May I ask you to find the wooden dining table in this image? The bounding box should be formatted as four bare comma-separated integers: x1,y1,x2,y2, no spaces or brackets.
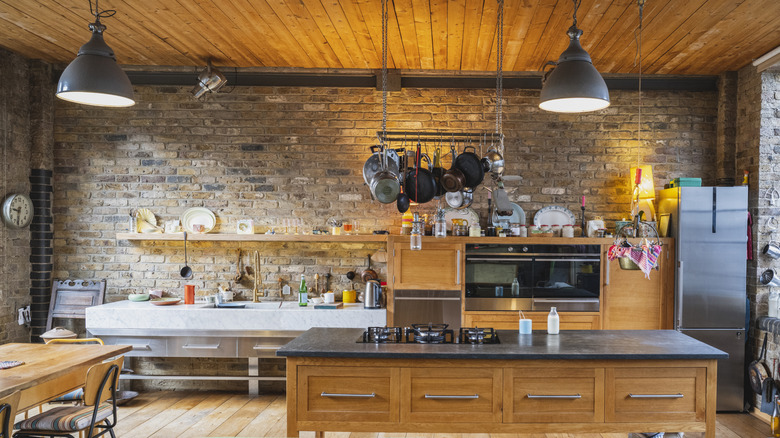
0,343,131,411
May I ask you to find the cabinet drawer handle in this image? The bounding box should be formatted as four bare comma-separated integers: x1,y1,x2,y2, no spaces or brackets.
320,392,375,398
131,344,152,351
182,343,221,350
424,394,479,400
252,345,280,350
628,393,684,399
456,250,461,285
526,394,581,399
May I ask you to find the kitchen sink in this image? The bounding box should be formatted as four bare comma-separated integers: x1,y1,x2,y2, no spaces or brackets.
204,301,300,309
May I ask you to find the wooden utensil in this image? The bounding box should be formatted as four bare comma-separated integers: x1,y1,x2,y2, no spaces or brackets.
234,248,243,282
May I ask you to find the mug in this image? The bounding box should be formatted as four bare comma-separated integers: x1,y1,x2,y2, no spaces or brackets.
342,290,356,303
323,292,335,304
219,290,234,302
519,319,532,334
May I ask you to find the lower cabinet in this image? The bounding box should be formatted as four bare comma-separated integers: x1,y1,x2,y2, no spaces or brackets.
464,312,601,331
290,359,713,437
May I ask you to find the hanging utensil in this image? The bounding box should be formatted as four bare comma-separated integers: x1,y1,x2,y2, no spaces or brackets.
441,143,466,192
234,248,243,282
432,144,446,198
404,142,437,204
453,144,484,188
361,255,379,282
180,232,193,279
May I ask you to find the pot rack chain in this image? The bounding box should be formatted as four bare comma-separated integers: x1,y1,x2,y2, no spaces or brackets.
495,0,504,153
380,0,388,145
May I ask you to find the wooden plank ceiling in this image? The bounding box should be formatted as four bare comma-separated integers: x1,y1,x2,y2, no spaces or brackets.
0,0,778,75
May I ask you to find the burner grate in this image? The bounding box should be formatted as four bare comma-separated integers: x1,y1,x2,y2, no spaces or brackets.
458,327,500,344
362,326,403,343
405,323,454,344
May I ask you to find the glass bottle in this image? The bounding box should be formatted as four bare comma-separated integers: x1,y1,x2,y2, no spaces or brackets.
434,208,447,238
298,274,308,307
547,307,560,335
511,278,520,297
410,213,423,251
772,395,780,437
770,291,779,318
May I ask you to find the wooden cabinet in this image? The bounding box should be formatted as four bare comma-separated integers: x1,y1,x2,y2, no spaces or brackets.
296,366,400,423
391,241,463,290
606,366,705,423
401,367,502,423
464,311,601,331
601,239,675,330
504,367,604,423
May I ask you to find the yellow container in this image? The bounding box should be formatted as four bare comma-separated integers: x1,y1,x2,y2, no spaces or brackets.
342,290,356,303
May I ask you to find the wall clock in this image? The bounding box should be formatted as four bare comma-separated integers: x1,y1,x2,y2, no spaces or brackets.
2,193,34,229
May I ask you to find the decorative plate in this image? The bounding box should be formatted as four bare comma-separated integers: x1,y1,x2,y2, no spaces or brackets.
533,205,576,226
181,208,216,233
492,202,526,227
443,207,480,231
150,297,181,306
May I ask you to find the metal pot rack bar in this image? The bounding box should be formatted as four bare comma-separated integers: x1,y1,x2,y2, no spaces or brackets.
376,130,503,144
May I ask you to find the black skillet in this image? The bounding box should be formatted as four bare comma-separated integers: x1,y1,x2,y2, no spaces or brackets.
404,143,437,204
454,144,485,188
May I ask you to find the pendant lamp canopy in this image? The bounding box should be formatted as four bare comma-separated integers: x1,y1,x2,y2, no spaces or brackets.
56,2,134,108
539,0,609,113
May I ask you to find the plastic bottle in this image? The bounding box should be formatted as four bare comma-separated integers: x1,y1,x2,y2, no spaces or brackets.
511,278,520,297
401,210,413,235
772,394,780,437
547,307,560,335
298,274,308,307
771,292,780,318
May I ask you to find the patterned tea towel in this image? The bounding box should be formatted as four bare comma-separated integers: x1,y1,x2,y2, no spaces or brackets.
0,360,24,369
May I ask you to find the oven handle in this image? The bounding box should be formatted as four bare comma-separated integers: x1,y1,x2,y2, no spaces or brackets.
532,258,601,262
533,298,599,303
467,253,600,257
394,297,461,301
466,257,599,262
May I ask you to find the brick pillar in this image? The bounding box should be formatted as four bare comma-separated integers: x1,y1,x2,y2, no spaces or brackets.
716,71,738,184
29,169,52,341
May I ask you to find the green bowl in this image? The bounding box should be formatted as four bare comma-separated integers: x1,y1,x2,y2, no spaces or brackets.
128,293,150,302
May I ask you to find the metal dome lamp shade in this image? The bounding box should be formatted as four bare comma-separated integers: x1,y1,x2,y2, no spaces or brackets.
192,60,227,98
56,1,134,107
539,0,609,113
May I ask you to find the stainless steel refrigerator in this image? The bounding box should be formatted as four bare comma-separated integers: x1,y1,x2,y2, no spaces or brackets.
658,186,748,411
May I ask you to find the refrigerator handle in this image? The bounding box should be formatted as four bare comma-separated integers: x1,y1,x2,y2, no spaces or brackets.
675,260,683,330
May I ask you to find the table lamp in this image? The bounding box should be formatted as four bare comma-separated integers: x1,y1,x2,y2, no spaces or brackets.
630,165,656,223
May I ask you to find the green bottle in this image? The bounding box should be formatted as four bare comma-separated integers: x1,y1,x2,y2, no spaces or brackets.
298,274,308,307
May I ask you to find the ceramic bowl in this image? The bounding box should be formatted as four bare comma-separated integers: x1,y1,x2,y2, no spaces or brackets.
128,293,150,302
310,297,324,304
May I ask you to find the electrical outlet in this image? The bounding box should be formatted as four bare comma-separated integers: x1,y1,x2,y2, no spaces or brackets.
282,285,291,295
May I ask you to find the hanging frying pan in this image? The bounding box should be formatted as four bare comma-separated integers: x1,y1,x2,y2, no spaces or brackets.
404,143,437,204
454,144,484,188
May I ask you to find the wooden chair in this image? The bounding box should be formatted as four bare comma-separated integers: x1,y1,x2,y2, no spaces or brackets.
14,356,123,438
44,339,105,405
46,280,106,332
0,391,20,438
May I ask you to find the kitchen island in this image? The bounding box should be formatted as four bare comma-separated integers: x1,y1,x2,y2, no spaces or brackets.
277,328,726,438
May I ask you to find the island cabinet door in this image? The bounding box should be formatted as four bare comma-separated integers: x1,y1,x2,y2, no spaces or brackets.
391,242,463,290
605,367,705,423
503,367,604,423
400,367,502,423
297,366,400,423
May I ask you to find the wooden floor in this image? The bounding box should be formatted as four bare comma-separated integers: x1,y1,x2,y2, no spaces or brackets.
17,391,771,438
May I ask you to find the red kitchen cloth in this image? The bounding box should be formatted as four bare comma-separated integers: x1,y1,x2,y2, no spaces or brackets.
0,360,24,369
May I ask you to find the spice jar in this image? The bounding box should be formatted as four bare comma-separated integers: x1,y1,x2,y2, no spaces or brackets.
562,224,574,238
551,224,562,237
518,224,528,237
510,223,521,236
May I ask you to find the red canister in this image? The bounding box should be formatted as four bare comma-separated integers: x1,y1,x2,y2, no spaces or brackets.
184,284,195,304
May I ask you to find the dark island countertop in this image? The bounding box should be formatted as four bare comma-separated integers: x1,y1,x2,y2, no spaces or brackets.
276,328,728,360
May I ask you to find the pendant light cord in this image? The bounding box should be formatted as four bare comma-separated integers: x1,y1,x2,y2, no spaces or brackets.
635,0,645,166
495,0,504,152
88,0,116,20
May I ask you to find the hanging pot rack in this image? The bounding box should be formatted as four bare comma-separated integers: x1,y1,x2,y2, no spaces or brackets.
376,131,503,144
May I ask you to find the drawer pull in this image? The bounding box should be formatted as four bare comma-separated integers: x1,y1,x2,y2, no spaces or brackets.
182,343,221,350
320,392,376,398
424,394,479,400
252,345,280,350
526,394,581,399
131,344,152,351
628,393,684,399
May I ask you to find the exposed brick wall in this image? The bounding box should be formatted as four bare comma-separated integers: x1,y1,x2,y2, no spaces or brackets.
0,49,33,343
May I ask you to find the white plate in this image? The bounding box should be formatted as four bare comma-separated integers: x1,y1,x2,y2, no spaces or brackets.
534,205,576,226
443,207,479,232
492,202,526,227
181,208,216,233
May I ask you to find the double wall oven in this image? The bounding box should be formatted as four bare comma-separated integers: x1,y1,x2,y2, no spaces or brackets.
465,243,601,312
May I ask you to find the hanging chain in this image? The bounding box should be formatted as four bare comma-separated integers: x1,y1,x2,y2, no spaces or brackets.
89,0,116,20
381,0,388,148
636,0,644,166
495,0,504,152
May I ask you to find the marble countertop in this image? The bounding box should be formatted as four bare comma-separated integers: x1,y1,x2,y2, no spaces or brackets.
86,300,386,332
276,328,728,360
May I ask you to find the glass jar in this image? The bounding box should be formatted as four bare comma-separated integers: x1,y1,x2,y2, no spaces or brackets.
510,223,521,236
410,213,423,251
562,224,574,238
469,223,481,237
518,224,527,237
551,224,562,237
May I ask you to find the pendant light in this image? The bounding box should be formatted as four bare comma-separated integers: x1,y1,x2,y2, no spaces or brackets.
539,0,609,113
56,0,135,107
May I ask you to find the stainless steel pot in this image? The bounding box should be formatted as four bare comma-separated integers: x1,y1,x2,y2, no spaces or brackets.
483,147,504,178
764,242,780,259
370,170,400,204
362,146,400,186
761,269,780,287
445,189,473,209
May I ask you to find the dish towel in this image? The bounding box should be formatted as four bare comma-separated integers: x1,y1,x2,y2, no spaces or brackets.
0,360,24,369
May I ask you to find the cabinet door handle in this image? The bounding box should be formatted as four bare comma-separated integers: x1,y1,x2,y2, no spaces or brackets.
131,344,152,351
252,345,280,350
321,392,375,398
425,393,479,400
456,250,461,285
526,394,581,399
628,393,684,399
605,254,610,285
183,343,221,350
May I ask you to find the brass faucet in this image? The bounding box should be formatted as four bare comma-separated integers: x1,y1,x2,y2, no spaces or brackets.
252,250,263,302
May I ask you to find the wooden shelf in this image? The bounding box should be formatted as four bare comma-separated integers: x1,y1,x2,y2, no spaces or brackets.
116,233,389,243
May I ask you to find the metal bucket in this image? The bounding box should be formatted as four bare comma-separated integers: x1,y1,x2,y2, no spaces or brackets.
760,269,780,287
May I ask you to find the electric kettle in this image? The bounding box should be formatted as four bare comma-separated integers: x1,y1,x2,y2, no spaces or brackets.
364,280,382,309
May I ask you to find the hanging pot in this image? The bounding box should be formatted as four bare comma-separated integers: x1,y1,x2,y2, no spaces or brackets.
441,145,466,193
404,144,437,204
483,146,505,178
454,145,484,188
371,170,400,204
362,145,400,186
445,189,473,210
432,146,446,198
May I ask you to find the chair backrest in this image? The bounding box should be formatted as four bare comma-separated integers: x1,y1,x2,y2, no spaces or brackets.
47,279,106,331
83,356,124,407
46,338,105,345
0,391,20,438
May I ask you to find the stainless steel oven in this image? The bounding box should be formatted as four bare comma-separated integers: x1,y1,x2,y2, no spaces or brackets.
465,244,600,312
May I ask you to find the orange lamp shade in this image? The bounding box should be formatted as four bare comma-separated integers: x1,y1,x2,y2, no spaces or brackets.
630,165,655,199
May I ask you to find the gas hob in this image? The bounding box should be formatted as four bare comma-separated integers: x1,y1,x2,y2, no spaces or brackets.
359,323,500,345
